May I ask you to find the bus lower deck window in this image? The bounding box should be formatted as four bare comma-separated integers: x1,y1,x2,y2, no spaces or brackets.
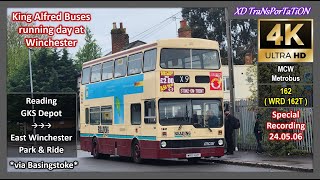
131,104,141,125
101,106,113,125
144,100,156,124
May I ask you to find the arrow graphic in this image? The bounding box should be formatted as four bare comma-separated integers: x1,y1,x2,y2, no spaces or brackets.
31,123,52,129
40,123,45,128
46,123,52,128
31,123,38,129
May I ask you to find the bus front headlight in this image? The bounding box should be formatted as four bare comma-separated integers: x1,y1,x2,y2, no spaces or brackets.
218,140,223,146
161,141,167,148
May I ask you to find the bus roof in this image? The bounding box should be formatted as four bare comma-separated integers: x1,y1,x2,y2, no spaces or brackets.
82,38,219,68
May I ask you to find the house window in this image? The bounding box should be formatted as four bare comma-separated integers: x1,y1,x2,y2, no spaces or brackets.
223,76,230,92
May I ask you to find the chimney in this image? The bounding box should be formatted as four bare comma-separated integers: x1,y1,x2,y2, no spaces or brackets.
178,19,192,38
111,22,129,54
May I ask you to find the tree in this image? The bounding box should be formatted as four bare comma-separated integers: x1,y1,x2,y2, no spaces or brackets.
181,8,257,65
75,26,102,70
7,15,48,80
57,48,78,92
8,48,78,93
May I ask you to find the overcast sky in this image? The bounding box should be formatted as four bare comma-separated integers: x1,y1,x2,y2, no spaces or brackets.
8,8,182,57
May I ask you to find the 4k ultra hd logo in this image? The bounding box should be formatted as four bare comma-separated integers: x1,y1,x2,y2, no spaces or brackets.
258,19,313,62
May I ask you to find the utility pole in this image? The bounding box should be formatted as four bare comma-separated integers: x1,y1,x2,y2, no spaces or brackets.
28,48,36,146
225,8,237,151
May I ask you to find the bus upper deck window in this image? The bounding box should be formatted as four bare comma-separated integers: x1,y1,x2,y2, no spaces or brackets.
128,53,142,75
143,49,156,72
91,64,102,82
102,61,114,80
115,57,127,78
81,67,91,84
160,48,220,70
193,49,220,70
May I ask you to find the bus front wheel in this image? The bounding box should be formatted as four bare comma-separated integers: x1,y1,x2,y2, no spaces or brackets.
132,140,143,164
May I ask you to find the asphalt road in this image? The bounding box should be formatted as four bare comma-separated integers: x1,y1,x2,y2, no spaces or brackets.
7,150,293,172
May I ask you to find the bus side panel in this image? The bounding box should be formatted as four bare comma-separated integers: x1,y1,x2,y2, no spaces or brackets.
140,140,160,159
80,137,92,152
117,139,132,157
99,138,112,155
90,138,132,157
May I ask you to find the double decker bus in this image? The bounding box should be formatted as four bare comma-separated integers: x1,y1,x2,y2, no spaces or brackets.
79,38,225,163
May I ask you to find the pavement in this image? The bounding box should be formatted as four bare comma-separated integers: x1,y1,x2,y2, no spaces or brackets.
7,150,293,172
207,150,313,172
75,144,313,172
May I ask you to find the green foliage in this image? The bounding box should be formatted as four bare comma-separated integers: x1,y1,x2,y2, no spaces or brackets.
181,8,257,65
264,140,296,156
287,149,310,156
8,48,78,93
7,15,47,80
246,65,258,106
7,14,78,93
75,26,102,70
7,123,22,137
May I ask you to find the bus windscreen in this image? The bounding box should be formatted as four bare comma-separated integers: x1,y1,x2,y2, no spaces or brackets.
160,49,220,70
159,99,223,128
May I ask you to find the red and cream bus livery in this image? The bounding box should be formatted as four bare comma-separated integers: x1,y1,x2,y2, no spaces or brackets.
79,38,225,163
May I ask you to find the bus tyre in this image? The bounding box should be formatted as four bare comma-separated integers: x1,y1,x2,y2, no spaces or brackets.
187,157,200,164
92,139,103,159
132,141,143,164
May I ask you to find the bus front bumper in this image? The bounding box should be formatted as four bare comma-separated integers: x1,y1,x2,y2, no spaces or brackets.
140,138,225,159
157,147,224,159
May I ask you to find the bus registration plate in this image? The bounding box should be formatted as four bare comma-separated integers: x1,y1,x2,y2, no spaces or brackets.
186,153,201,158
